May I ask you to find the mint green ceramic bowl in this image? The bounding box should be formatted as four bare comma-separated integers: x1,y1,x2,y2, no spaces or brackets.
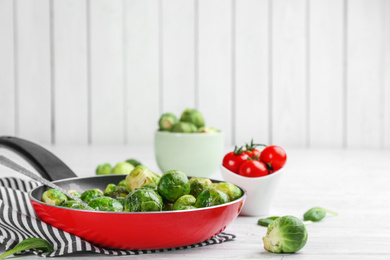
154,131,224,178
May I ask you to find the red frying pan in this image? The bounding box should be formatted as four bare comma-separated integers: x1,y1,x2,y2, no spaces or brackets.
0,136,246,250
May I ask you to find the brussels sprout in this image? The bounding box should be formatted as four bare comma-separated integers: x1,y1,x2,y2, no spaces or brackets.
139,184,158,191
80,188,104,203
88,197,123,212
126,158,142,168
157,170,191,203
117,179,131,192
176,205,196,210
126,165,161,191
194,187,230,208
197,127,219,133
41,189,67,205
170,122,197,133
189,177,213,198
111,162,134,175
180,108,205,128
158,113,178,131
173,195,196,210
58,200,89,210
262,216,308,253
213,182,242,201
95,163,112,175
65,190,81,200
123,189,163,212
116,197,125,206
104,184,129,198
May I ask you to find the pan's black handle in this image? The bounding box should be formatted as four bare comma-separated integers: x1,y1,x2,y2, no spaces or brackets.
0,136,78,181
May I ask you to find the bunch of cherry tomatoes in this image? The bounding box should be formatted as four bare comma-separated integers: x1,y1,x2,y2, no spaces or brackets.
222,140,287,178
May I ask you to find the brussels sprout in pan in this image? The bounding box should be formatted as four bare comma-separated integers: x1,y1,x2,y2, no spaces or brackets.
189,177,213,198
213,182,242,201
88,197,123,212
170,122,197,133
117,179,131,192
58,200,89,210
80,188,104,203
126,165,161,191
158,113,178,131
65,190,81,200
123,189,163,212
41,189,67,205
158,170,190,203
176,205,197,210
194,187,230,208
173,195,196,210
104,184,129,199
180,108,205,128
95,163,112,175
111,162,134,175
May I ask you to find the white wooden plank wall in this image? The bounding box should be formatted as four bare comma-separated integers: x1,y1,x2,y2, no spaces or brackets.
0,0,389,149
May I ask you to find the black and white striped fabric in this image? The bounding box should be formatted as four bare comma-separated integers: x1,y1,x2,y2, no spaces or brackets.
0,177,235,257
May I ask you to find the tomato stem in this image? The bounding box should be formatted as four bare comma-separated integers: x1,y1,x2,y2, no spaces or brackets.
233,145,245,155
245,139,267,151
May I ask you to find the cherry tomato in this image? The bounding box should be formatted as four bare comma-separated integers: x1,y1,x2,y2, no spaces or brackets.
244,148,261,159
222,146,249,173
244,139,265,159
259,145,287,172
239,160,269,177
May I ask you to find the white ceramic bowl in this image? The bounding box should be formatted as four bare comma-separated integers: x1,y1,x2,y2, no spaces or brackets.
220,164,284,216
154,131,224,177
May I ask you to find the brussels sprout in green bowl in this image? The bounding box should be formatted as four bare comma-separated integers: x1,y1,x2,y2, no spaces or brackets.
154,131,224,178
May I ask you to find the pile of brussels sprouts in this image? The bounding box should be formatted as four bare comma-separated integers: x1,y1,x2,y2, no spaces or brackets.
95,158,142,176
41,166,243,212
158,108,219,133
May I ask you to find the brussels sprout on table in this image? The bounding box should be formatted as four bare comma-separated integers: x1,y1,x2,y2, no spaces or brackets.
111,162,134,175
194,187,230,208
158,113,178,131
123,188,163,212
95,163,112,175
80,188,104,203
126,165,161,191
170,122,197,133
157,170,191,203
41,189,67,205
262,215,308,253
88,197,123,212
173,195,196,210
189,177,213,198
126,158,142,168
213,182,242,201
180,108,205,128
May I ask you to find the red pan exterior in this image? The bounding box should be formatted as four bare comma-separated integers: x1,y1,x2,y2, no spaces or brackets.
30,191,246,250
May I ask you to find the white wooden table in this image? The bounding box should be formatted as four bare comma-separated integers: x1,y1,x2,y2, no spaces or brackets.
0,145,389,259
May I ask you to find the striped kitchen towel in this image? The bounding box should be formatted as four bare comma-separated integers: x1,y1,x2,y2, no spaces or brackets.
0,177,235,257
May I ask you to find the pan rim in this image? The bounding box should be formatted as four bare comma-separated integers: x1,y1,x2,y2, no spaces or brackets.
29,175,247,214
